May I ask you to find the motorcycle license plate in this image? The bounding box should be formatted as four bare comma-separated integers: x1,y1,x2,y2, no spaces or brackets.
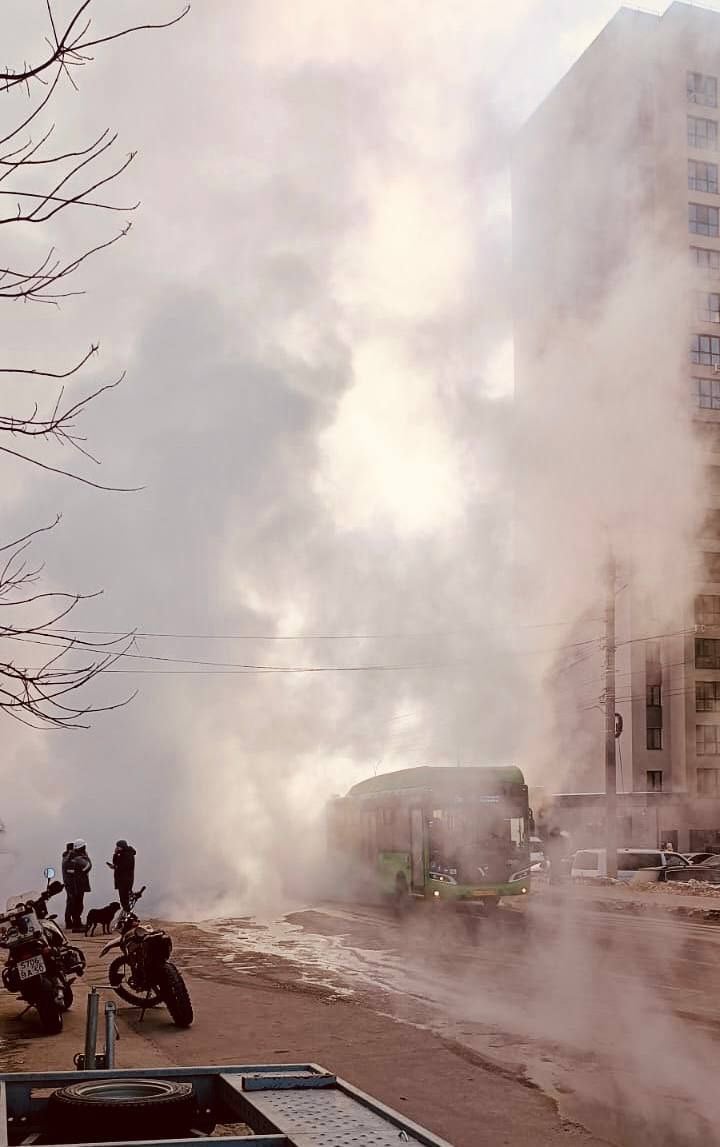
17,955,45,981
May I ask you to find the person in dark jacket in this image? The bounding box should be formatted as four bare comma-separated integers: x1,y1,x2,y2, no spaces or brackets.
546,828,566,887
68,840,92,931
61,842,75,929
106,840,136,911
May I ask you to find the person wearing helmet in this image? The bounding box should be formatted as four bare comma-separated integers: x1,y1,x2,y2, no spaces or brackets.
106,840,136,911
61,842,75,929
68,840,92,931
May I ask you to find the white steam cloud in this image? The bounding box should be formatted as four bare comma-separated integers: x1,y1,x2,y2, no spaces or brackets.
0,0,710,916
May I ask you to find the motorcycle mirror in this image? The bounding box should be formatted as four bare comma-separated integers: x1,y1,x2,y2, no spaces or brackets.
43,866,56,880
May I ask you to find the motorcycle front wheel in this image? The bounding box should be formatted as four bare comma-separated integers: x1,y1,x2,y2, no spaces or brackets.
157,961,193,1028
36,992,63,1034
108,956,161,1008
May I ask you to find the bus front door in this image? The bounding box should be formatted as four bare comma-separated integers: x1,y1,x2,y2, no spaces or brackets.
410,808,425,893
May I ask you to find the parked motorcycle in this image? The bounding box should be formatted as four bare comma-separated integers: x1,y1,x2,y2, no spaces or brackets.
100,886,193,1027
0,867,86,1033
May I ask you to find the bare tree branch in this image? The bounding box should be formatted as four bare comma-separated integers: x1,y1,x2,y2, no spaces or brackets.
0,4,189,88
0,344,98,377
0,2,188,727
0,442,143,491
0,519,135,727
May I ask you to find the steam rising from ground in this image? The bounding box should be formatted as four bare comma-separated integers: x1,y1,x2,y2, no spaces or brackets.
3,5,720,1145
0,0,709,911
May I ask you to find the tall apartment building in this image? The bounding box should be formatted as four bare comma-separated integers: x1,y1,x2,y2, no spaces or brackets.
513,2,720,848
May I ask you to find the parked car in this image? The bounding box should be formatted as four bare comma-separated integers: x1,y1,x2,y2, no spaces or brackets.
682,852,716,865
571,848,690,882
666,854,720,884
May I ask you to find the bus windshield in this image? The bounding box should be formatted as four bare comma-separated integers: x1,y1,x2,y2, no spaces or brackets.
428,801,528,884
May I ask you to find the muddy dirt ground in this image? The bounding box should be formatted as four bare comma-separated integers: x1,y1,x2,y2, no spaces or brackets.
0,908,608,1147
4,894,720,1146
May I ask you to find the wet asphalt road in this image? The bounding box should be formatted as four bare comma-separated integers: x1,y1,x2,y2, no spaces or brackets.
206,896,720,1147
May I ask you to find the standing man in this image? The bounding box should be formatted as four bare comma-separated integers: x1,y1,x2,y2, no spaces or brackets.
61,842,75,930
546,828,566,887
70,840,92,931
106,840,136,911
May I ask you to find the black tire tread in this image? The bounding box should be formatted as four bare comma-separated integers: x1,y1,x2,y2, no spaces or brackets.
36,993,63,1034
158,961,193,1027
48,1079,194,1142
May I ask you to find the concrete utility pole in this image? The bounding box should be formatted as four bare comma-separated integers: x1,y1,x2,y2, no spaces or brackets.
605,552,617,879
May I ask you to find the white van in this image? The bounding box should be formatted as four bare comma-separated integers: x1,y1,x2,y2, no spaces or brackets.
571,848,690,882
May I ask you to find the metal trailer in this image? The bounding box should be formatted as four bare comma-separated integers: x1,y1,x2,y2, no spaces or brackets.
0,991,454,1146
0,1062,454,1146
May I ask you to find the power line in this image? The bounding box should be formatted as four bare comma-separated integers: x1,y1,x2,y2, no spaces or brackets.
1,619,711,683
53,627,466,642
50,618,598,641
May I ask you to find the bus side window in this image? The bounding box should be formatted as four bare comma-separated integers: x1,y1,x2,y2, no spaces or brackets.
509,817,525,846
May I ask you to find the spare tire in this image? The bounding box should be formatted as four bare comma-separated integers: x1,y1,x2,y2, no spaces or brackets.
48,1078,196,1142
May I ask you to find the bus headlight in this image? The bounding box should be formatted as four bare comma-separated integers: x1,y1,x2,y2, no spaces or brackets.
521,887,527,894
433,890,440,897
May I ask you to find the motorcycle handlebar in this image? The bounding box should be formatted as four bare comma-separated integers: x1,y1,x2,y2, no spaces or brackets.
0,881,64,923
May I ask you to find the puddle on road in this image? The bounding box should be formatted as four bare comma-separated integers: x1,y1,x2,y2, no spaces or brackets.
206,913,404,1000
198,906,720,1147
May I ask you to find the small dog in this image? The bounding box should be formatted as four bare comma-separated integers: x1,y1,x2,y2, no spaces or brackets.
84,902,121,936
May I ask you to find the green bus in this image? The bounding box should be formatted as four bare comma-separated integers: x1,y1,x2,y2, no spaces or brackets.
327,765,531,911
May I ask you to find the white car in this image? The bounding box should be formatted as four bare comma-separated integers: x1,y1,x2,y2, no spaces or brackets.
530,836,547,874
571,848,690,882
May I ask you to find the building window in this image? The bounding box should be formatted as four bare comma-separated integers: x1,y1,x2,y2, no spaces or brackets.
689,72,718,108
690,829,720,850
696,636,720,668
646,770,663,791
698,767,720,794
697,424,720,455
697,292,720,323
646,684,661,707
647,728,662,750
689,159,719,193
703,551,720,581
691,334,720,364
697,725,720,755
697,594,720,624
690,203,720,236
691,246,720,277
689,115,719,150
697,680,720,712
695,377,720,408
701,512,720,540
646,640,661,667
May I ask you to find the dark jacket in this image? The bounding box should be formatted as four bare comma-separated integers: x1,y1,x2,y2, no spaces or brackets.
69,849,92,893
111,844,135,888
61,849,76,895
